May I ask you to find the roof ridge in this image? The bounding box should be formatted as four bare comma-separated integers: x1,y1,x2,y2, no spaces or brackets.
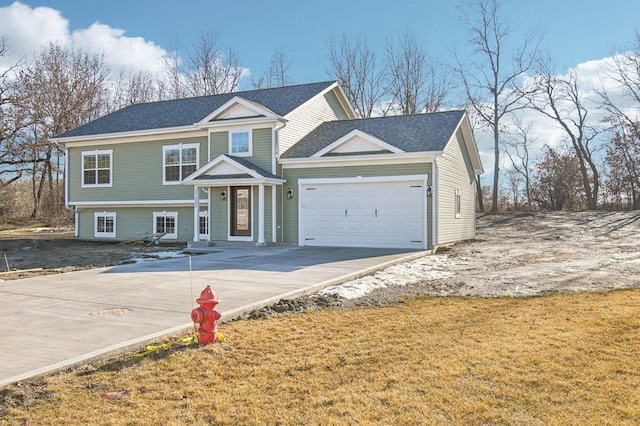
325,109,465,124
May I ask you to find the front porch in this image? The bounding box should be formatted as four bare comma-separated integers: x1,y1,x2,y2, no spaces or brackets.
182,154,285,247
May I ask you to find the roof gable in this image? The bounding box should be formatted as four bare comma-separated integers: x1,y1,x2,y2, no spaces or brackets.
312,129,404,157
199,96,279,123
183,154,284,185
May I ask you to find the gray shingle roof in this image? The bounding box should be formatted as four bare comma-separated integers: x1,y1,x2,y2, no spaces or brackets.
281,110,466,158
56,81,336,139
226,155,281,180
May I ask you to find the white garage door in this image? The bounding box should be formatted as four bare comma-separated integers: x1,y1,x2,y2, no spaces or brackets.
299,178,427,249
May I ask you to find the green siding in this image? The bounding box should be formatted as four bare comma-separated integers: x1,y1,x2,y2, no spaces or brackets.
210,190,228,240
209,131,228,160
282,163,433,246
78,206,202,240
252,128,274,172
68,137,208,203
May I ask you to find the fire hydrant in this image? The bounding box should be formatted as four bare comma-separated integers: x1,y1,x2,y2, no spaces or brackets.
191,285,221,345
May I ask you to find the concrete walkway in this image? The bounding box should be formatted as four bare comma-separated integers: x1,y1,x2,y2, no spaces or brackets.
0,246,426,387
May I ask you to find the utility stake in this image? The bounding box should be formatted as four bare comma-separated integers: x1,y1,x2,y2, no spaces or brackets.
3,252,9,272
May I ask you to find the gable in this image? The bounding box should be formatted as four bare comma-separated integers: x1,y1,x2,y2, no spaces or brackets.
199,96,278,124
182,154,284,185
203,160,248,176
215,103,264,120
312,129,404,157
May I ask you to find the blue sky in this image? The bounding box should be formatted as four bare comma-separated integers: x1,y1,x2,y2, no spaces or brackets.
1,0,638,87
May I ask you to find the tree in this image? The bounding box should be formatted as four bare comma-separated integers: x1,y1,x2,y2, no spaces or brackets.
456,0,541,212
600,30,640,144
386,30,452,115
12,42,109,218
531,144,583,211
110,68,159,110
603,130,640,209
184,31,244,97
325,34,388,118
253,49,293,89
159,49,185,100
599,30,640,209
0,36,29,189
501,115,535,211
527,62,600,209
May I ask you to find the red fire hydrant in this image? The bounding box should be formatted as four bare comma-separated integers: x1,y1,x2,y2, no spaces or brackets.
191,285,222,345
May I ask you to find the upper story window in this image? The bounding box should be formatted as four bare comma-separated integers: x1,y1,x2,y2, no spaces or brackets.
163,143,199,184
82,150,112,187
230,131,252,156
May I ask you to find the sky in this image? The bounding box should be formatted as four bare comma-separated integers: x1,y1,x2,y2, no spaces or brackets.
0,0,639,182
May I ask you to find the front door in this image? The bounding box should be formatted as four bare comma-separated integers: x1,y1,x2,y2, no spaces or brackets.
231,186,251,237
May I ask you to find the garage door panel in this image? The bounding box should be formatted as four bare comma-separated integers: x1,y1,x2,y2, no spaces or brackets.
300,179,426,249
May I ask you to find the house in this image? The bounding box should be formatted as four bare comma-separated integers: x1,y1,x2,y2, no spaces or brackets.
52,81,483,250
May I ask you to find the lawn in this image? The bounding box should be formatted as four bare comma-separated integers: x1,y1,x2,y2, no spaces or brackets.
2,290,640,425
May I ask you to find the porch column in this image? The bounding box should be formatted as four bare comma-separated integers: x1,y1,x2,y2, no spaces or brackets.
193,186,200,242
272,185,277,243
258,184,265,246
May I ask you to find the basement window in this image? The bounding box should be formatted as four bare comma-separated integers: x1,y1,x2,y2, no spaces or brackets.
94,212,116,238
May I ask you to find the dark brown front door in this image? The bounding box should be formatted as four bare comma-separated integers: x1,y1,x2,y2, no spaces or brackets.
231,186,251,237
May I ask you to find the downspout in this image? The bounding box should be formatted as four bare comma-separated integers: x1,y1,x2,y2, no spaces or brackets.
273,121,286,243
432,157,439,248
62,146,78,237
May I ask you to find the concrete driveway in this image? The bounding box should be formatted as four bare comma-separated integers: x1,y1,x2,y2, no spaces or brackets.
0,246,425,387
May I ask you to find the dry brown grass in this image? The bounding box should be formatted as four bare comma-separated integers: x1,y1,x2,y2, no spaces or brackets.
3,290,640,425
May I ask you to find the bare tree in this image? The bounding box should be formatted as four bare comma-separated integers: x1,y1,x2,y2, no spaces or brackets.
603,130,640,209
110,68,159,110
456,0,541,212
12,42,109,218
600,30,640,143
501,115,536,211
159,49,185,100
386,30,452,115
253,49,293,89
325,34,388,118
598,31,640,210
527,62,600,209
0,36,29,188
185,31,244,97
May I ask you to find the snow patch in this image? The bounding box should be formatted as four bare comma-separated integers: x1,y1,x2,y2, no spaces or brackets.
321,254,456,299
131,251,187,263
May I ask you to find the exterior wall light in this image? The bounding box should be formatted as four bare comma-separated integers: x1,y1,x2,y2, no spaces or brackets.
427,186,432,197
287,189,294,199
220,190,227,201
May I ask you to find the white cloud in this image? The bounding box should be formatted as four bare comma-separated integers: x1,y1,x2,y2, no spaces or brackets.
70,22,167,76
0,1,168,78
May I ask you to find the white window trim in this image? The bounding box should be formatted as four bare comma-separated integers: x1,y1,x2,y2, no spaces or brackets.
153,211,178,239
199,210,209,241
94,211,116,238
455,189,461,219
82,149,113,188
162,143,200,185
229,130,253,157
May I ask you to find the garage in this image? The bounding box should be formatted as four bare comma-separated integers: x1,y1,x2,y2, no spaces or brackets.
299,176,428,249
